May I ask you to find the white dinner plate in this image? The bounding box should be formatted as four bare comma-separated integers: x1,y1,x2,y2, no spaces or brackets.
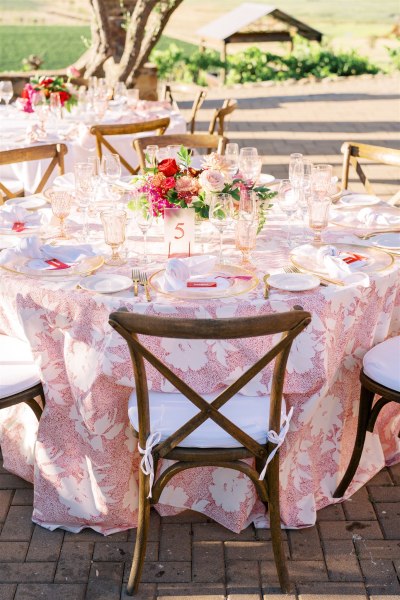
7,195,48,210
258,173,276,186
369,232,400,250
78,274,133,293
268,273,320,292
0,254,104,277
339,193,381,207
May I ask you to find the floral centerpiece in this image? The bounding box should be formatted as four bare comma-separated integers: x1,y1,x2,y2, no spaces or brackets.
18,75,77,113
129,147,276,231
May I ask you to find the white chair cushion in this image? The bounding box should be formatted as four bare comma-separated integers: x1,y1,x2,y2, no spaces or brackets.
128,390,279,448
0,334,41,399
363,336,400,392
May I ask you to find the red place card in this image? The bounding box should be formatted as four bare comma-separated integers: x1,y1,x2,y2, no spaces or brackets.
45,258,70,270
187,281,217,288
12,222,26,232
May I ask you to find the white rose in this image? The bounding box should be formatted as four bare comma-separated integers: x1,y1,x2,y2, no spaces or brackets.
199,169,225,193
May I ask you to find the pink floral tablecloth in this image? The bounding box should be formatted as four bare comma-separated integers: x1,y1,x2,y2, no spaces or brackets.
0,221,399,534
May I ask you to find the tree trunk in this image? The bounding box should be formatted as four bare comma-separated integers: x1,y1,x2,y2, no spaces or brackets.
78,0,184,85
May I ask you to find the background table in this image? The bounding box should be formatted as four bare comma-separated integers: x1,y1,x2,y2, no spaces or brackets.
0,208,399,534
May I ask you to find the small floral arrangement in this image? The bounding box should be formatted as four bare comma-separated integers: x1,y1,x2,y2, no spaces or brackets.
18,75,77,113
129,147,275,230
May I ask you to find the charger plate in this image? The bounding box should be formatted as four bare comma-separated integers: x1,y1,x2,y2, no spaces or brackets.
330,205,400,230
0,254,104,278
290,243,393,277
149,263,259,299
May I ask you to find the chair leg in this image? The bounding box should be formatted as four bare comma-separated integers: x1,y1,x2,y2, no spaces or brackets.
267,457,291,593
126,469,151,596
24,398,43,421
333,384,375,498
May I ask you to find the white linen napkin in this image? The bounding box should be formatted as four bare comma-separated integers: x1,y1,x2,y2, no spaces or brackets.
0,235,97,269
0,204,46,230
161,255,217,291
356,207,400,227
25,123,46,144
52,172,75,191
315,245,370,287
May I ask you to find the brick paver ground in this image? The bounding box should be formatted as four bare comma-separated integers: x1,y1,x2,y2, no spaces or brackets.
1,75,399,599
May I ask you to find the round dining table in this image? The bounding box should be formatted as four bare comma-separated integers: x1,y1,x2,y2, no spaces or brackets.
0,196,399,535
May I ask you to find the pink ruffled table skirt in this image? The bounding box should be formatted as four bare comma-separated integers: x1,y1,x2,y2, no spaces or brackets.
0,230,399,534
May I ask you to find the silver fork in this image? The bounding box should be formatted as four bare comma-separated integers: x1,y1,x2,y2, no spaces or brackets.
139,271,151,302
132,269,140,297
283,265,329,287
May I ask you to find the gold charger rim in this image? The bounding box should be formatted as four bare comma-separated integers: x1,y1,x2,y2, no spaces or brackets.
290,243,394,277
149,263,259,300
0,254,104,278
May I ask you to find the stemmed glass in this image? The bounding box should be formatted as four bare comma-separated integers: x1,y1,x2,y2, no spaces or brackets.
101,154,122,205
32,91,49,134
0,81,13,114
132,193,154,264
311,164,333,198
209,193,233,264
145,145,159,169
289,153,303,182
277,179,298,248
235,191,258,265
239,148,262,187
113,81,128,105
100,209,127,266
225,143,239,180
49,92,63,121
47,188,73,239
307,195,331,244
74,162,95,240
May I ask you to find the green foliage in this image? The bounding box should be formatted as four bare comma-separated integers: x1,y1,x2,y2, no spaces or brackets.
386,41,400,71
151,45,224,84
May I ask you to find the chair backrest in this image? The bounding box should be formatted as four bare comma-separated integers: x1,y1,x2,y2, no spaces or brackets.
90,117,170,175
134,133,227,172
109,310,311,459
0,143,67,202
188,89,207,134
341,141,400,197
208,99,238,136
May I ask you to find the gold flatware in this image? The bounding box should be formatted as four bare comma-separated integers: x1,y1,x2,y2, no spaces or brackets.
263,273,270,299
139,271,151,302
132,269,140,297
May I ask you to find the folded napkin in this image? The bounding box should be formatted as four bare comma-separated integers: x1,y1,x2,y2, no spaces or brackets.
315,245,370,287
52,172,75,191
25,123,46,144
161,255,217,291
0,235,96,270
0,204,46,231
357,207,400,227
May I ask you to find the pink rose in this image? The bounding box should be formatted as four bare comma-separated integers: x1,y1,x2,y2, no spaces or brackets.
67,66,81,78
199,169,225,193
175,175,200,195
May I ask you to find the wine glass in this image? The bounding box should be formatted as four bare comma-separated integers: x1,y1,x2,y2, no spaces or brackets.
101,154,121,184
32,90,49,133
49,92,63,121
239,153,262,188
235,218,258,265
225,143,239,179
289,153,303,182
307,195,331,244
0,80,13,113
132,193,154,264
101,209,127,266
209,193,233,264
145,145,159,169
113,81,128,105
289,158,304,189
75,162,95,240
277,179,298,248
238,188,258,222
47,188,73,239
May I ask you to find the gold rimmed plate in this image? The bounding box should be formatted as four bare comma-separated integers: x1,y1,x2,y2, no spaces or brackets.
330,205,400,230
290,243,394,278
0,254,104,278
149,263,259,300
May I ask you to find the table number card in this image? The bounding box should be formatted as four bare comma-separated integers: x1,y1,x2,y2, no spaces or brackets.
164,207,195,257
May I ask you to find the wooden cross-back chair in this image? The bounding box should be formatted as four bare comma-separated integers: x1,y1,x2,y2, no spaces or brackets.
0,143,67,202
109,309,312,595
208,98,238,136
134,133,227,172
160,84,207,133
341,141,400,202
90,117,170,176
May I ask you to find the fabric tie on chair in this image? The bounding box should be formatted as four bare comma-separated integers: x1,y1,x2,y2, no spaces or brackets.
138,431,161,498
258,407,294,481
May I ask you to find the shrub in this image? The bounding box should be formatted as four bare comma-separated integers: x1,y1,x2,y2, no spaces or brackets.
386,40,400,70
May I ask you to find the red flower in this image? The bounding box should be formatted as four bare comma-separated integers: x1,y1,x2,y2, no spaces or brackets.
158,158,179,177
163,176,176,190
58,90,70,105
41,78,54,86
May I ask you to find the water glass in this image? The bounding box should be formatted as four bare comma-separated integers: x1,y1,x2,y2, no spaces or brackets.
311,164,333,198
127,88,140,107
209,193,233,263
235,218,258,265
32,90,49,132
101,209,127,266
239,155,262,187
145,145,159,169
307,195,331,243
75,162,95,240
225,143,239,179
101,154,122,184
50,92,62,120
113,81,127,105
277,179,298,248
47,188,73,239
0,80,13,108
